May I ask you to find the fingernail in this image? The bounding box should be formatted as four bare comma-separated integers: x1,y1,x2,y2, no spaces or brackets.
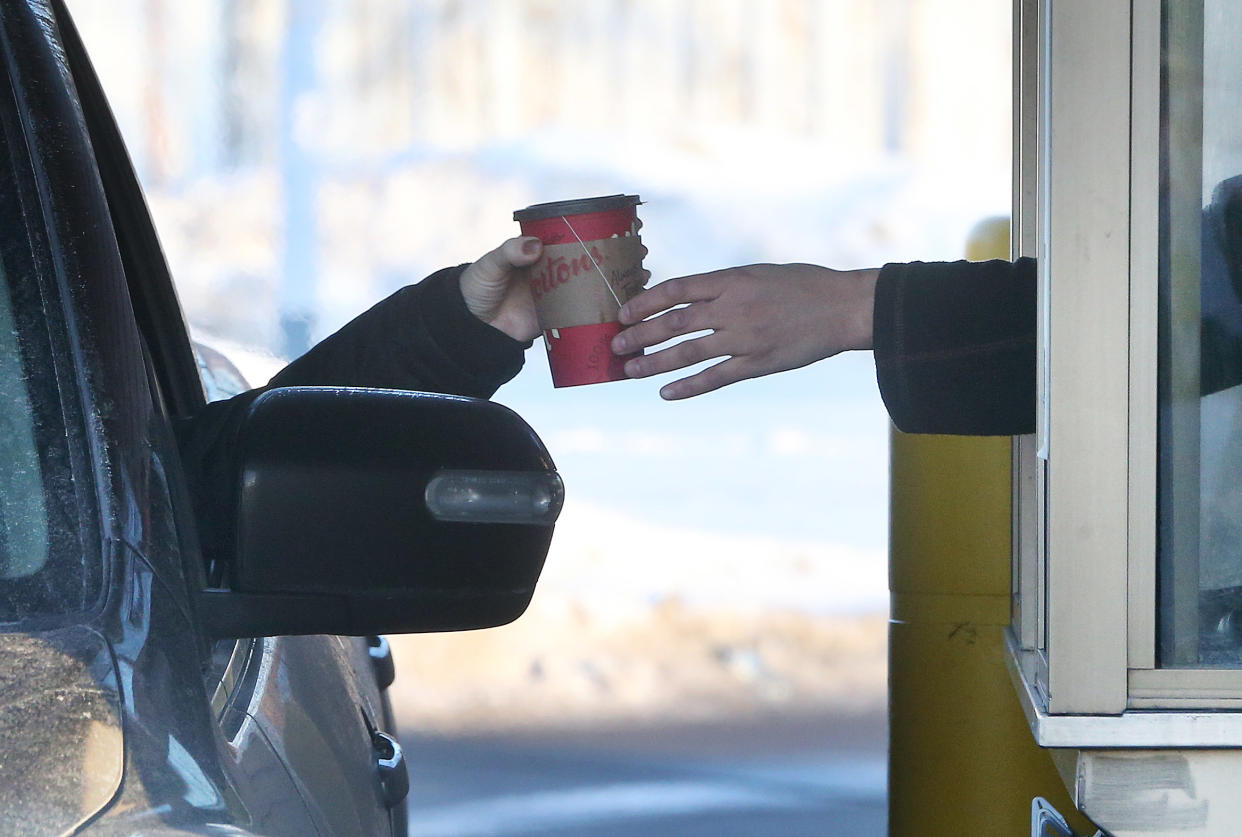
522,238,541,255
612,334,628,354
659,384,677,400
624,358,641,376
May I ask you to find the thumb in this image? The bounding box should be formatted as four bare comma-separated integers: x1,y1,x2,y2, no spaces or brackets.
506,235,544,266
474,237,542,282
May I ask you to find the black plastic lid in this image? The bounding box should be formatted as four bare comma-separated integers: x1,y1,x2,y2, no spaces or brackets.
513,194,641,222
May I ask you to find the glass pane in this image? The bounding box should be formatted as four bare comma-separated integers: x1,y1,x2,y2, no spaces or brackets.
0,261,48,579
0,123,98,623
0,247,96,621
1158,0,1242,666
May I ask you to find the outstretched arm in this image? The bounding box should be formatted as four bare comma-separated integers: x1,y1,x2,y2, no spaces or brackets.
610,263,879,400
179,235,545,572
268,236,543,398
612,257,1038,436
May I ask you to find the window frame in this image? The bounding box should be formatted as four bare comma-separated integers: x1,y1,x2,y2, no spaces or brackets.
53,0,205,422
1017,0,1134,717
51,1,261,702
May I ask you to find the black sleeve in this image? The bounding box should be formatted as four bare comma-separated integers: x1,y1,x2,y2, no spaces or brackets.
873,257,1036,436
268,264,528,396
178,264,530,571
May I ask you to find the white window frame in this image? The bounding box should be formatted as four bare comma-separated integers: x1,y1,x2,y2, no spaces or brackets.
1007,0,1242,746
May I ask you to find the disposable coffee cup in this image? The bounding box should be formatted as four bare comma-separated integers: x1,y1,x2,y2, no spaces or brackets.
514,194,645,387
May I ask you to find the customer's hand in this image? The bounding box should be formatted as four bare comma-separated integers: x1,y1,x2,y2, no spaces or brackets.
460,236,543,342
611,264,879,399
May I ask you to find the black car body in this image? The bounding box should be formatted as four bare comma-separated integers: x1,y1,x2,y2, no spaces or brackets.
0,2,558,834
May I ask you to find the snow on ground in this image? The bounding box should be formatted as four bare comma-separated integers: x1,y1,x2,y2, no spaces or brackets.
388,501,887,734
541,501,887,615
388,598,886,734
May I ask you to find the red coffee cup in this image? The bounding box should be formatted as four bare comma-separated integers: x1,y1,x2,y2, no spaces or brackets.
514,195,645,387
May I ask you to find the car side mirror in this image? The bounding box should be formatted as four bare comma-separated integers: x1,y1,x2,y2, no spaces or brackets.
198,387,562,638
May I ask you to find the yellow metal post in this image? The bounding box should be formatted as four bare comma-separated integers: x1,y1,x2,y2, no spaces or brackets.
886,218,1096,835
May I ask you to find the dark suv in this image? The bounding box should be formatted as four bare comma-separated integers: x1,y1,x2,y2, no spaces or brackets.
0,2,560,834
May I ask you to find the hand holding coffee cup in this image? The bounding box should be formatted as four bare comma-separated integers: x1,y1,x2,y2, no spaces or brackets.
459,236,544,342
514,195,648,387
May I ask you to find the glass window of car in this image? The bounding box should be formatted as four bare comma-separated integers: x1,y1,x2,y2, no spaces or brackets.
0,260,47,581
0,108,100,623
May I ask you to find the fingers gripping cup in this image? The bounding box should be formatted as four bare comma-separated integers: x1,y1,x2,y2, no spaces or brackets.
514,195,645,387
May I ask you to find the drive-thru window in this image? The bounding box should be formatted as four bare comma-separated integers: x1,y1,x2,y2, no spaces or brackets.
1006,0,1242,833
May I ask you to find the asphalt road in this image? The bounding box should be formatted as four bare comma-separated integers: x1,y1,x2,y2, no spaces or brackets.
399,710,886,836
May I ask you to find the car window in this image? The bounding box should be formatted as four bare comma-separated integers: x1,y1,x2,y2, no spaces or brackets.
0,107,100,623
0,262,48,579
193,341,252,402
0,254,98,620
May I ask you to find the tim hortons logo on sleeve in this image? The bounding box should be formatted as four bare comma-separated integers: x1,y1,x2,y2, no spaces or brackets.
527,236,646,329
530,246,607,300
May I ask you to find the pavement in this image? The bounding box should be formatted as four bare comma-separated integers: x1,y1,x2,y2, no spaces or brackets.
387,550,889,835
399,710,887,836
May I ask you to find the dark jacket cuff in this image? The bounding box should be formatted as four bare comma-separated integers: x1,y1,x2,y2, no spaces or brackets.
418,264,530,391
874,258,1036,436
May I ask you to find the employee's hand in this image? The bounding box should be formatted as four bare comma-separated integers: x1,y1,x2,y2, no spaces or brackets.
460,236,543,342
611,263,879,399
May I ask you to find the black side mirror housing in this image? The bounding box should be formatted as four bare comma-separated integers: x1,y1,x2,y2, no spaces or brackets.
199,387,562,638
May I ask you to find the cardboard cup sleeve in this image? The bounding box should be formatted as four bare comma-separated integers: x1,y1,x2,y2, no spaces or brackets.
528,235,645,387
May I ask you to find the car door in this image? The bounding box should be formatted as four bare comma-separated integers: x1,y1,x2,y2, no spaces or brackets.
0,2,249,833
47,1,407,833
1,1,396,835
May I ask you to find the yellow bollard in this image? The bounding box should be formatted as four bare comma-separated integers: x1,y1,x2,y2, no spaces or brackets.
886,217,1096,835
